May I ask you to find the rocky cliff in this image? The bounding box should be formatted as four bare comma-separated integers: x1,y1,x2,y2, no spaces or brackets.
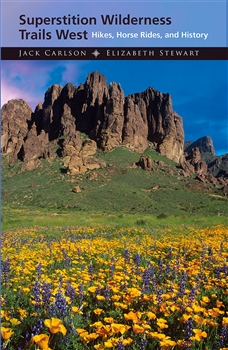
1,71,184,171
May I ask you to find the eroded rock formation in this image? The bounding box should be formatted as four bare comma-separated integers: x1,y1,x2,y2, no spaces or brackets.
0,71,188,172
180,147,228,186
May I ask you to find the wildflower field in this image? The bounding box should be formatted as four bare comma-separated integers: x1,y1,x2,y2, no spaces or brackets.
1,224,228,349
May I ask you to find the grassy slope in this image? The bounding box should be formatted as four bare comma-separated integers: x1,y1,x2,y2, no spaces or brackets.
2,147,227,230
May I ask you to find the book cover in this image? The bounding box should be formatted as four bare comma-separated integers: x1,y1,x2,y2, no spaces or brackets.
1,1,228,349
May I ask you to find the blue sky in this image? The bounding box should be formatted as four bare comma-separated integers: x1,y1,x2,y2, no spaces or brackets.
1,60,227,155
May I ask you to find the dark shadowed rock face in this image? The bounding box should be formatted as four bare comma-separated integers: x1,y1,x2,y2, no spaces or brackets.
123,88,184,161
1,71,185,170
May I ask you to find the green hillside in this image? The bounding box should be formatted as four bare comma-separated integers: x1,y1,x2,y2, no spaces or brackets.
2,147,227,229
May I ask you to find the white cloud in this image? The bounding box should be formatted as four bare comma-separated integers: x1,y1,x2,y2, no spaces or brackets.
1,61,85,110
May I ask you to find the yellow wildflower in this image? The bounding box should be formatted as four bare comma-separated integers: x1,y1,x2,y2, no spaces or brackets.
222,317,228,326
202,296,210,303
1,327,14,340
72,306,83,314
133,324,145,334
31,334,52,350
44,318,67,335
93,308,103,315
111,323,131,334
124,311,139,323
10,318,21,326
191,329,207,341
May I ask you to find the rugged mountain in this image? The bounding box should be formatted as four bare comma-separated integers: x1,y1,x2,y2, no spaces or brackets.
184,136,216,157
1,71,227,187
1,71,184,173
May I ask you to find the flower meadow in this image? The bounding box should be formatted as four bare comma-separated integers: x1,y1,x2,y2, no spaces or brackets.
1,224,228,350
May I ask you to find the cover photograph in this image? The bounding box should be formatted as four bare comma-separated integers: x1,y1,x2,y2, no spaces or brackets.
1,0,228,349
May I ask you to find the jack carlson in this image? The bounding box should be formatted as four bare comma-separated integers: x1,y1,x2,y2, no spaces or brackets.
18,49,87,57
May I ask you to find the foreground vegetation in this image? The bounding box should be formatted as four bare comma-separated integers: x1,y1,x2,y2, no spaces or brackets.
2,224,228,349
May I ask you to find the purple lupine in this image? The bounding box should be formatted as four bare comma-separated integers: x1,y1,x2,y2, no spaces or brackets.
33,279,42,311
142,267,151,294
222,263,228,276
2,258,10,284
88,262,93,278
152,274,157,290
156,289,163,306
36,262,42,278
169,284,174,293
61,337,71,346
61,249,71,268
184,318,193,349
66,281,76,302
195,274,200,285
142,264,154,293
188,287,197,306
158,258,163,272
1,258,10,287
64,254,71,268
178,271,188,298
134,253,141,267
171,268,177,282
103,285,111,301
42,281,52,312
215,267,221,279
110,261,115,276
96,286,101,296
54,288,67,317
124,249,130,264
116,342,125,350
215,326,227,349
31,319,44,337
166,262,171,275
25,332,30,346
